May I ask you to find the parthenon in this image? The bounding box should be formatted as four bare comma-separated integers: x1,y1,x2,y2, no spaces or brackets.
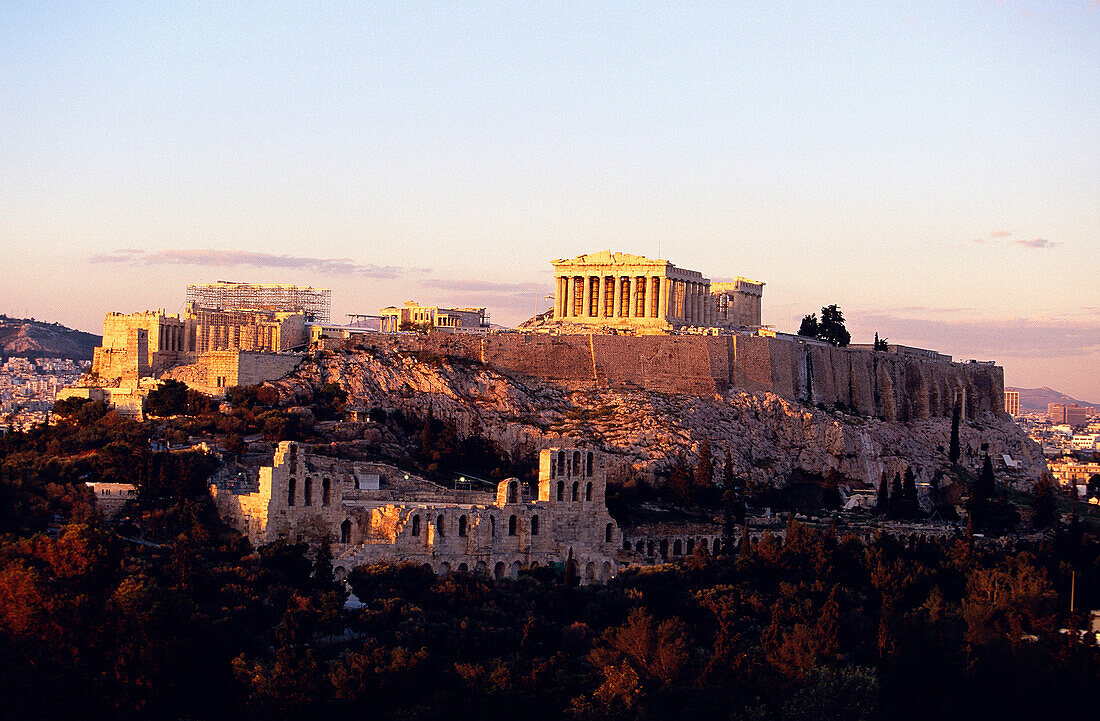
551,250,763,331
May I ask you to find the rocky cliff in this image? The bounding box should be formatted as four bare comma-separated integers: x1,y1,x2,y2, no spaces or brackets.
330,333,1005,424
269,341,1043,493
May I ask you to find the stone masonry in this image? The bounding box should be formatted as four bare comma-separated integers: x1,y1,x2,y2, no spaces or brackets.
212,442,627,583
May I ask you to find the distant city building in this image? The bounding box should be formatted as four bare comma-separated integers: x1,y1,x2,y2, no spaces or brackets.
1004,389,1020,417
1071,434,1100,452
379,301,488,334
185,282,331,323
1049,403,1093,427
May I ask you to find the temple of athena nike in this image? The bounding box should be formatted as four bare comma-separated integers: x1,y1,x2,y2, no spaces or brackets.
550,250,763,333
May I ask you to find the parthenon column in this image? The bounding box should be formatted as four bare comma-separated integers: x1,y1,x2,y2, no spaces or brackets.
613,276,623,318
660,277,671,320
582,276,592,317
625,277,635,318
597,276,606,318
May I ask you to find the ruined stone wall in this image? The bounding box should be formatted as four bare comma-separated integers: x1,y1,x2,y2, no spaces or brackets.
332,332,1004,422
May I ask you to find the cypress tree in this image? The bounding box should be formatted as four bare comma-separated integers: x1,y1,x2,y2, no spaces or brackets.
903,467,919,518
875,473,890,516
949,399,961,465
889,472,904,519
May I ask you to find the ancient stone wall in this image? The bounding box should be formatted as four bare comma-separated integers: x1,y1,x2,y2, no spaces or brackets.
332,332,1004,422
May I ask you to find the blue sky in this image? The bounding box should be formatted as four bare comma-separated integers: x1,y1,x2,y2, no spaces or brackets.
2,2,1098,399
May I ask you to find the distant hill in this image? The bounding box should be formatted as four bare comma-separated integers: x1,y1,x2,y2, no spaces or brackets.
1008,386,1099,413
0,314,101,361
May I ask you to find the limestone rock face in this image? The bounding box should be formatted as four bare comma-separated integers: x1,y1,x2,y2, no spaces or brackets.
269,346,1044,493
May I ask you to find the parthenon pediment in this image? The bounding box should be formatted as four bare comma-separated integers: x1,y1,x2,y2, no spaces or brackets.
552,250,667,267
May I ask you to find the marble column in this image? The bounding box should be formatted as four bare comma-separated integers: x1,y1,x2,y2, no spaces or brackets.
582,276,592,317
597,276,606,318
613,276,623,318
660,277,670,321
625,277,634,318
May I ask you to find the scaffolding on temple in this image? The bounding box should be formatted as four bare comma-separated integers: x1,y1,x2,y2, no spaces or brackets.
185,281,332,323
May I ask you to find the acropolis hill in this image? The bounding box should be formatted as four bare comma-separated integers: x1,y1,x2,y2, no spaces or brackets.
74,250,1040,491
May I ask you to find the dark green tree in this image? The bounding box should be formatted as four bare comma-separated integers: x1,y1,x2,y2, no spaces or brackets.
1031,474,1057,529
948,398,962,465
873,332,888,351
888,472,904,519
818,305,851,347
694,438,714,490
875,473,889,515
902,467,920,518
798,313,819,338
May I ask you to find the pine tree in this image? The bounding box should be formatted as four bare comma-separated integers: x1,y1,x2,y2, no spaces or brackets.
723,449,734,489
798,313,819,338
818,304,851,347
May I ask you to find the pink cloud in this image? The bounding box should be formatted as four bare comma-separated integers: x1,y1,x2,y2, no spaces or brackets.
990,230,1012,238
1013,238,1056,249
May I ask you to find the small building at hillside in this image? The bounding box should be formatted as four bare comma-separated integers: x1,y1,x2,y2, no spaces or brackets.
379,301,489,334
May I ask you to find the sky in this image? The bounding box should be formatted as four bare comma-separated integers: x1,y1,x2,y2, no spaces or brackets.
2,1,1098,401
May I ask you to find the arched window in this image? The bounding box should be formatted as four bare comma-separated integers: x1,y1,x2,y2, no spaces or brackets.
490,515,495,536
585,482,593,501
686,538,694,555
660,539,669,557
550,456,557,478
459,515,468,537
556,481,565,501
700,538,709,553
572,450,581,475
508,514,517,536
673,539,682,555
411,515,421,536
605,523,613,543
571,481,579,501
340,519,351,544
303,477,313,506
557,450,566,475
508,481,518,504
647,540,654,556
635,540,644,553
531,515,539,535
623,539,631,551
287,477,296,506
586,452,594,476
322,477,331,506
436,514,445,537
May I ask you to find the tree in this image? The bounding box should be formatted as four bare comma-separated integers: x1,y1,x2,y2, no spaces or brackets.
818,305,851,347
694,438,714,490
888,473,904,519
948,398,962,465
875,473,889,515
902,467,920,518
1086,474,1100,501
798,313,819,338
145,379,190,416
873,332,888,351
1031,474,1057,530
975,454,996,501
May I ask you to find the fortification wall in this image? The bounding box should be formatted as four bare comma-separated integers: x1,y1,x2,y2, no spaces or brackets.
336,332,1004,422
